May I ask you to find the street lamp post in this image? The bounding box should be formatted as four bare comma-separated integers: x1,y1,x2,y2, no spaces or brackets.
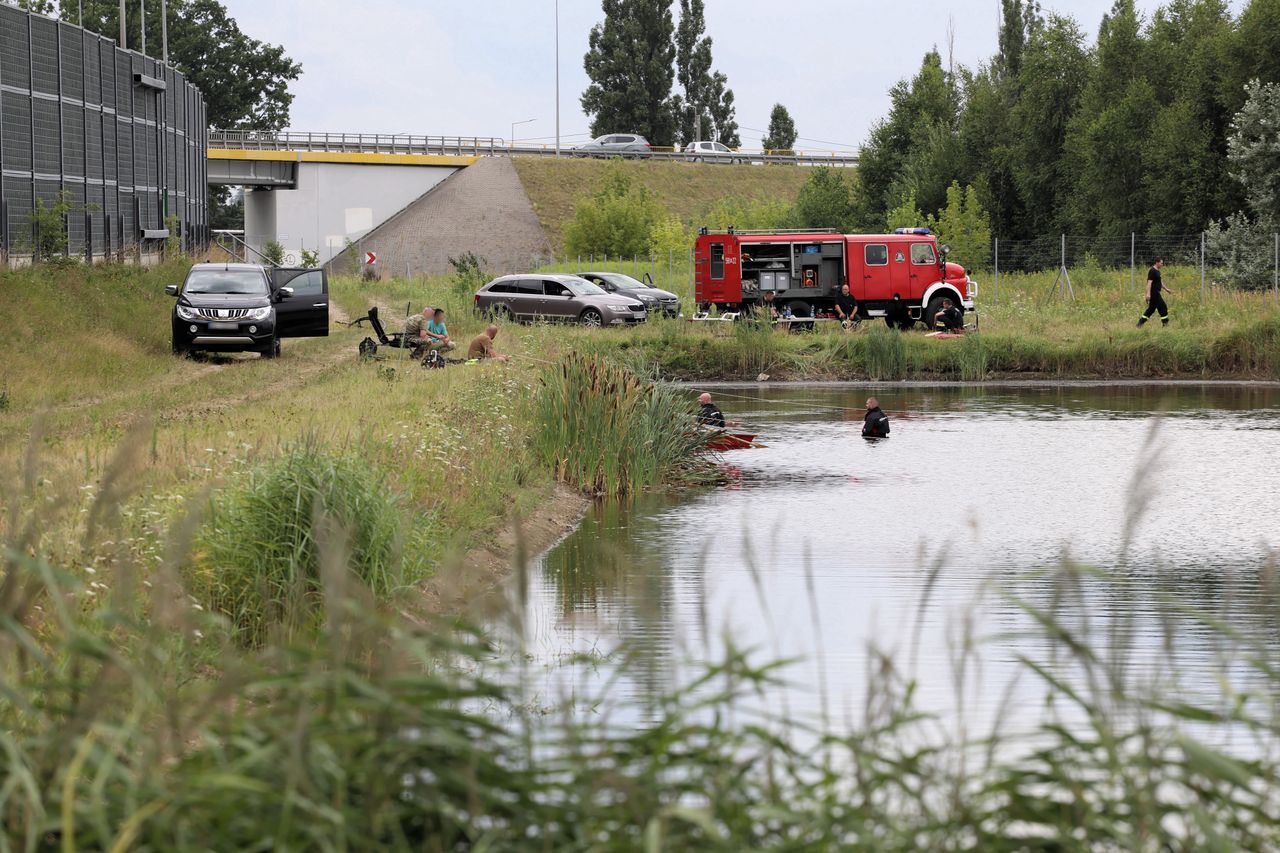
510,118,536,150
555,0,560,157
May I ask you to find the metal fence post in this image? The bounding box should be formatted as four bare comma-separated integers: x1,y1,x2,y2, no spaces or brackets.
1129,232,1135,292
1200,231,1206,301
1274,233,1278,304
993,237,999,305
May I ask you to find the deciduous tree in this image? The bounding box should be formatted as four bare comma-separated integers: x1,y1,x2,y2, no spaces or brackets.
582,0,678,147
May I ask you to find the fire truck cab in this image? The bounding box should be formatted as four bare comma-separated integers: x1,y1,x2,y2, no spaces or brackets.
693,227,976,328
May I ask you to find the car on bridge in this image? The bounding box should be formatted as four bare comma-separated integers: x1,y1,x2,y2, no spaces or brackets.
683,140,741,163
167,263,330,358
475,274,647,326
574,134,652,157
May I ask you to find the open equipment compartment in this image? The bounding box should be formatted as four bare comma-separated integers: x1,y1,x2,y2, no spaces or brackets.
739,241,793,296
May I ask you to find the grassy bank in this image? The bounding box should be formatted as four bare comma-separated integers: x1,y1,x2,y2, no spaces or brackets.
513,156,810,249
523,260,1280,380
5,261,1280,847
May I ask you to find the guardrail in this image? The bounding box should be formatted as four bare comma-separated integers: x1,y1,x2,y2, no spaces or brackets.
208,130,858,166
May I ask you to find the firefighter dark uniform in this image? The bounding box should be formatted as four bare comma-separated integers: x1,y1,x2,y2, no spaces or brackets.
934,303,963,332
862,406,890,438
697,403,726,428
1138,265,1169,326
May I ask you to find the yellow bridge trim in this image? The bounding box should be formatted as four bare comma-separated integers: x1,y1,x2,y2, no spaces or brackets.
206,149,480,167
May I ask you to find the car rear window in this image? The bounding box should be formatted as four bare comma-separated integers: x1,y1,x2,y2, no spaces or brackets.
514,280,542,294
487,281,512,293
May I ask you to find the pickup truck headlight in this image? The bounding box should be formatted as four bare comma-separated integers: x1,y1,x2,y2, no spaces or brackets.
176,304,199,321
248,306,272,321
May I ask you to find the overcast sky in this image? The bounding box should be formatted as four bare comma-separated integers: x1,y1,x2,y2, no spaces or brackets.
219,0,1244,151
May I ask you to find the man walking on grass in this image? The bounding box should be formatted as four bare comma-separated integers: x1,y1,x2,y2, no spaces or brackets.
1138,257,1172,327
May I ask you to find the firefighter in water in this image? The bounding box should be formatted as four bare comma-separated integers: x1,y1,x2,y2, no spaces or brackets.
861,397,891,439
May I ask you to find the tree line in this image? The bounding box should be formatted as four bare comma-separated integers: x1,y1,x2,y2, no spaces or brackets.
858,0,1280,244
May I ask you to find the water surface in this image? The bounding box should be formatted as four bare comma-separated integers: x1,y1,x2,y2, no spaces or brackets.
517,384,1280,734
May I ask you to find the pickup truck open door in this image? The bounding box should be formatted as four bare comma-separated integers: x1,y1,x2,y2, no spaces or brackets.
270,268,330,338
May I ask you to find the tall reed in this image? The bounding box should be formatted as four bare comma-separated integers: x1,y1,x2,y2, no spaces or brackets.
532,352,717,496
864,323,908,380
191,442,406,645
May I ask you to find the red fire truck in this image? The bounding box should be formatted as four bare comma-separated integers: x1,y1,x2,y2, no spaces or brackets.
693,227,976,328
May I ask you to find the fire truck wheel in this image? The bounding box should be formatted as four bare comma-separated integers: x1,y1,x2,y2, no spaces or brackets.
580,308,604,328
924,296,948,329
787,300,812,318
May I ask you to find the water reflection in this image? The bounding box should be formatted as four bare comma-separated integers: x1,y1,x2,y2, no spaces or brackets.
520,384,1280,730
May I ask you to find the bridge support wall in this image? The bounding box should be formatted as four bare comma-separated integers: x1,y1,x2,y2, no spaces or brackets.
242,161,462,264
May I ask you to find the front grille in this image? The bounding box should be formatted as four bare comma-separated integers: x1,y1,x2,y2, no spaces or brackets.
196,307,251,320
628,304,645,312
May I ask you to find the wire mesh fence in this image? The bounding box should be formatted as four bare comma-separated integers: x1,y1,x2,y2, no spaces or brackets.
981,233,1280,305
0,4,208,267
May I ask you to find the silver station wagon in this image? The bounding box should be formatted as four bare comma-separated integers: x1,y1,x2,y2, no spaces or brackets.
474,274,647,326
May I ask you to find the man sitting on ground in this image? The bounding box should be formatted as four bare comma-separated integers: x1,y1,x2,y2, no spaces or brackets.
403,306,434,356
424,308,457,356
468,324,510,362
933,298,964,333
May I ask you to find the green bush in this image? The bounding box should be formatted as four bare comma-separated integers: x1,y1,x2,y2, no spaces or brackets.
448,251,490,296
262,239,286,267
563,165,661,257
192,444,406,645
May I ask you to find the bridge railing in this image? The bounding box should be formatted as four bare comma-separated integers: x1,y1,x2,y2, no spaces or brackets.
210,131,504,156
208,130,858,166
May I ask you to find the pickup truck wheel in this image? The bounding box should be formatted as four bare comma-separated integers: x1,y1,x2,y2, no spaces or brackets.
260,337,281,359
580,308,604,328
171,338,190,357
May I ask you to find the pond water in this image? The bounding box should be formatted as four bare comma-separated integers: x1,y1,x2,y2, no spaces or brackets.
515,383,1280,736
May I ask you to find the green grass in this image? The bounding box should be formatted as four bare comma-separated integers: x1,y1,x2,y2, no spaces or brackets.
513,156,811,250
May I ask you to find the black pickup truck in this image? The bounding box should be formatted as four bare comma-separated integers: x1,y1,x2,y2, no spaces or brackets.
167,263,329,358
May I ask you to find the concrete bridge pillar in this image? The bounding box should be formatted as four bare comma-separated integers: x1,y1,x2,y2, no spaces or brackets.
244,189,278,261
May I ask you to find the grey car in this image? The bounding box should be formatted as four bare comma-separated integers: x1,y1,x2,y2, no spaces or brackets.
574,133,652,157
475,274,647,326
575,271,680,317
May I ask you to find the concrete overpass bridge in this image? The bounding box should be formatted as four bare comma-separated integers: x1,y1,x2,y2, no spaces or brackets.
205,130,859,271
